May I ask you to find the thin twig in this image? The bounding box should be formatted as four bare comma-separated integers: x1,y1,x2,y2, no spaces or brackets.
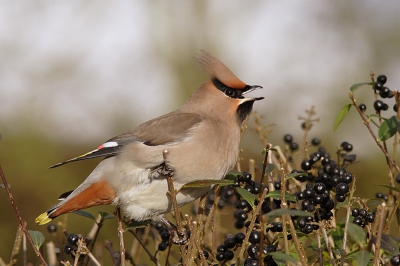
287,215,308,266
236,188,268,266
316,232,323,266
372,203,386,266
116,207,126,266
349,93,400,173
320,226,335,266
127,229,160,266
340,175,357,266
9,225,23,266
259,143,272,199
0,165,48,266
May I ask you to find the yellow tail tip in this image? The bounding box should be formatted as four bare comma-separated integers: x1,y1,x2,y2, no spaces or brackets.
35,212,52,225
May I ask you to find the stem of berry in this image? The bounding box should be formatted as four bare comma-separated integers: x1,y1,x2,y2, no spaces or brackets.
349,93,400,173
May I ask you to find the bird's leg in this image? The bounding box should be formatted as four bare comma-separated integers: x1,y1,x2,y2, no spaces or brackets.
160,217,188,245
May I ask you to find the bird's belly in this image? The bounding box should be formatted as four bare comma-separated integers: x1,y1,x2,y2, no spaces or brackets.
115,175,211,221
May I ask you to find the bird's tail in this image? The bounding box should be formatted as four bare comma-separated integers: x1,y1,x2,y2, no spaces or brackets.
35,180,116,225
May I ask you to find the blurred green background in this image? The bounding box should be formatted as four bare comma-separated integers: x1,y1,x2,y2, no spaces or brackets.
1,1,400,264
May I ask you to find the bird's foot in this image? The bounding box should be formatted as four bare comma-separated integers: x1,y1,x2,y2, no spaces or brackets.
171,227,188,245
161,217,188,245
157,162,174,177
149,162,174,180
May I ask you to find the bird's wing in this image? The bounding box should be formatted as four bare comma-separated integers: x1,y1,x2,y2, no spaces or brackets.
48,112,203,168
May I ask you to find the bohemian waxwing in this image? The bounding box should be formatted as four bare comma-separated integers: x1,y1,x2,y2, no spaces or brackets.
35,50,263,225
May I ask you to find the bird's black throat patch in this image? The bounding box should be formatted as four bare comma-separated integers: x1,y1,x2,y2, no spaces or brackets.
237,100,256,124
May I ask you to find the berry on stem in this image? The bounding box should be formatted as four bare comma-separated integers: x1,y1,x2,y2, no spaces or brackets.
358,103,367,113
376,74,387,85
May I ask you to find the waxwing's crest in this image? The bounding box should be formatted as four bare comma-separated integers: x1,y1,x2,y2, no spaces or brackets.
196,50,247,89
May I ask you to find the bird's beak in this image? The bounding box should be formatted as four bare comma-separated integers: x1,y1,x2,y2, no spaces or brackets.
241,85,264,101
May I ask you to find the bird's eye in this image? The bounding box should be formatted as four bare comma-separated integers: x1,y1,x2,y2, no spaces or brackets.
225,88,236,98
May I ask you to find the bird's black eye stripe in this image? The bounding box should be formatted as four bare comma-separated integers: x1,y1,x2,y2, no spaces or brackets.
212,78,242,99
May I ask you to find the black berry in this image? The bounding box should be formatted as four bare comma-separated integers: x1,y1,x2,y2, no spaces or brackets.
336,183,349,195
376,75,387,85
374,82,383,91
216,252,225,261
47,224,57,234
248,231,261,244
353,217,363,226
64,244,76,255
374,100,385,112
340,142,353,152
342,172,353,183
359,103,367,113
290,142,299,151
224,250,234,260
283,134,293,144
67,234,80,245
234,232,245,244
158,242,168,251
311,137,321,146
352,208,360,217
224,237,236,249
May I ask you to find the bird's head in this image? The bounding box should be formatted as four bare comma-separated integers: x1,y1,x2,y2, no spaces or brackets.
184,50,264,124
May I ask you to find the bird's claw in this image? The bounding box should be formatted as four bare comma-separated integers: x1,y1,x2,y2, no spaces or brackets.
171,227,188,245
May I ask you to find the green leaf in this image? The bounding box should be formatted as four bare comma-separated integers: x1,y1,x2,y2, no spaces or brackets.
333,104,352,132
335,199,349,209
376,184,400,193
264,163,275,175
268,252,298,263
285,172,307,180
378,116,399,141
265,190,297,203
181,179,234,189
28,230,45,250
98,211,114,220
349,82,372,93
356,250,370,266
347,222,366,246
379,234,399,254
226,170,243,177
332,226,344,249
235,187,256,209
126,220,151,229
73,210,96,221
264,208,311,223
0,183,10,189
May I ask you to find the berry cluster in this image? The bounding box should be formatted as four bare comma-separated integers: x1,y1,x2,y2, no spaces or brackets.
351,208,375,228
152,222,171,251
215,233,244,262
281,134,358,235
360,75,398,113
283,134,299,151
64,234,85,261
245,242,277,266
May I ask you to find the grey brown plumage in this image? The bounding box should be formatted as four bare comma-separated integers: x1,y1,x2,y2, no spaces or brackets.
36,50,263,225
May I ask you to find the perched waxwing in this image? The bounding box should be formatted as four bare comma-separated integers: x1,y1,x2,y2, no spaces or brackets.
35,50,263,225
